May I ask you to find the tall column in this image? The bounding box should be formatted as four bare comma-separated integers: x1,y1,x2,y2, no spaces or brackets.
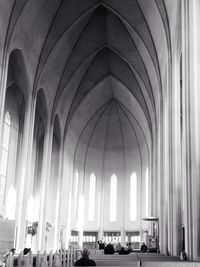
157,107,166,254
190,1,200,259
120,230,125,246
182,0,200,260
98,230,103,241
15,97,36,250
152,129,157,217
170,51,182,256
182,0,192,259
162,73,170,256
53,138,63,251
62,154,74,249
0,55,9,149
37,123,53,251
77,172,84,249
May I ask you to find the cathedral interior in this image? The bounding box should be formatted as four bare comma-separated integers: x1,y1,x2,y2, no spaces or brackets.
0,0,200,262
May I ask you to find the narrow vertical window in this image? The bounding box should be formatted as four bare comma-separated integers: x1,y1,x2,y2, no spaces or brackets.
74,170,79,218
77,195,84,248
130,172,137,221
88,173,96,221
109,174,117,222
27,195,34,221
0,112,11,203
6,185,16,219
145,168,149,216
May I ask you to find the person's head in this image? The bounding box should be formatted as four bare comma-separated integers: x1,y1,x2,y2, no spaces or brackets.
23,248,31,255
81,248,90,258
10,248,15,255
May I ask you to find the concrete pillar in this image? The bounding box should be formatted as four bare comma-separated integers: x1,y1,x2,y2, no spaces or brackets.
163,79,170,256
98,230,103,241
151,134,157,217
37,123,53,251
121,230,125,246
157,107,165,253
99,172,105,245
170,50,182,256
77,173,84,249
53,138,63,251
62,155,74,249
0,55,9,150
182,0,200,260
15,98,36,250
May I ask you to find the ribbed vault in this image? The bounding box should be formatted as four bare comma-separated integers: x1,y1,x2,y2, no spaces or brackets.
2,0,177,212
5,0,171,137
73,100,149,178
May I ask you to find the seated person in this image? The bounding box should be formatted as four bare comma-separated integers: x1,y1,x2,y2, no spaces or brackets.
74,249,96,266
104,243,115,254
182,251,187,261
118,247,130,255
141,242,148,253
115,242,122,252
127,242,132,252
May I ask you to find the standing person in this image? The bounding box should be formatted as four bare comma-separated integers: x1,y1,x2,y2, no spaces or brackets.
74,249,96,266
97,240,105,250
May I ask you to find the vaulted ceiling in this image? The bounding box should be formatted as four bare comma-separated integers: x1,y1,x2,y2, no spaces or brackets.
0,0,180,166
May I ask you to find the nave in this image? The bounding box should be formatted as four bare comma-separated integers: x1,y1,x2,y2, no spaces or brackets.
1,0,200,262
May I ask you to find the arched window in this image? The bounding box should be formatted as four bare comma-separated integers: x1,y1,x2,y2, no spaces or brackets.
88,173,96,221
130,172,137,221
145,168,149,216
109,174,117,222
74,170,79,218
0,111,11,204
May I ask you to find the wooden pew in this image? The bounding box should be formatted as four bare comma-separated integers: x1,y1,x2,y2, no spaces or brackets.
91,253,200,267
6,249,200,267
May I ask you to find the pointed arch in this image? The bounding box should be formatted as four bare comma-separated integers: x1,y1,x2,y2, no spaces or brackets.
0,48,27,220
7,49,29,102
